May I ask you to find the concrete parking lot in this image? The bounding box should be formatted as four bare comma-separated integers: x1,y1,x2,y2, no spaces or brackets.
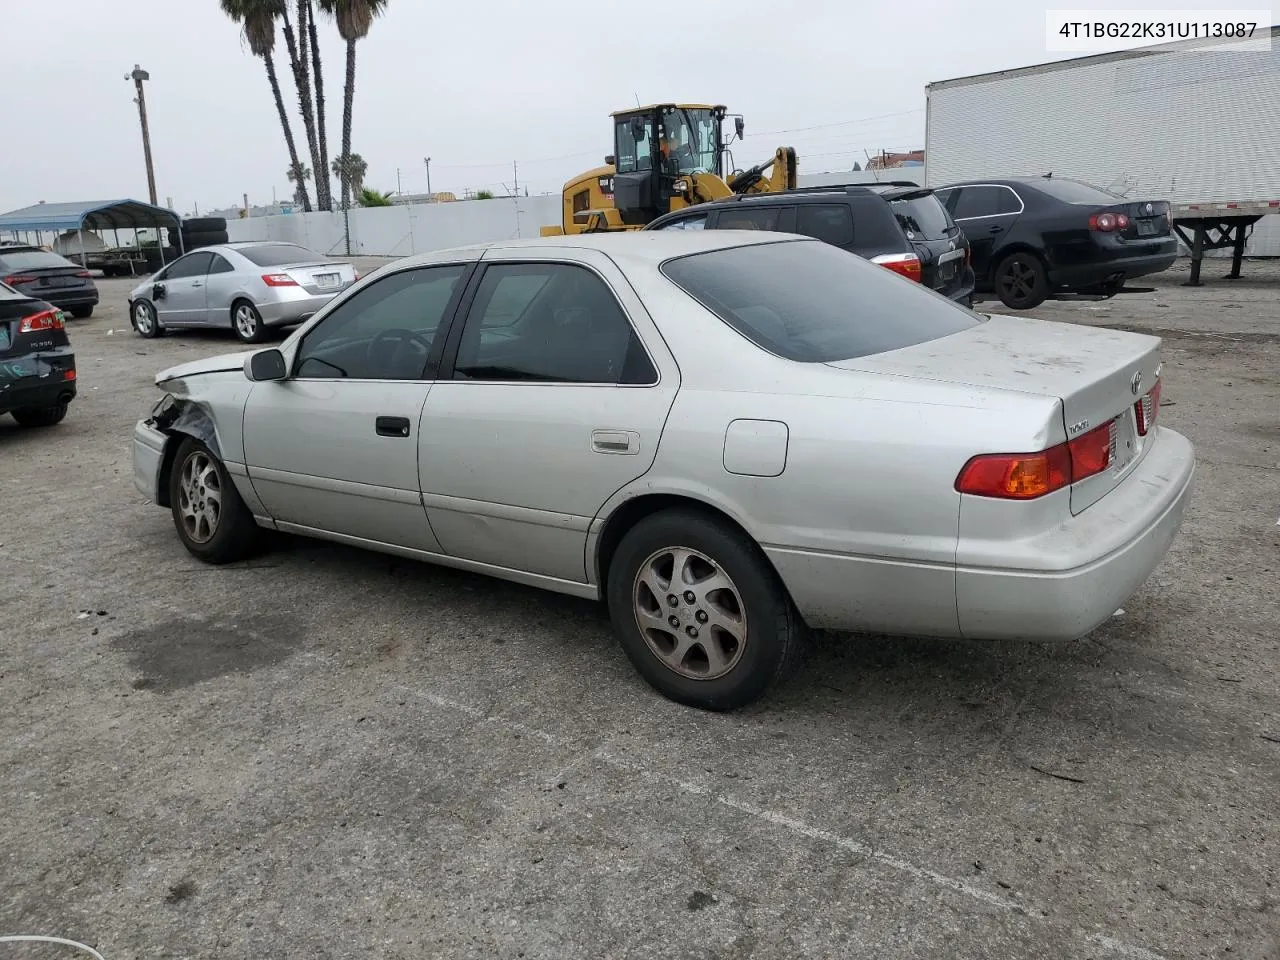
2,257,1277,960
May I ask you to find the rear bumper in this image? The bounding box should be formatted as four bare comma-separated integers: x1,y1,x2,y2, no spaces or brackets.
0,351,77,414
1049,242,1178,289
36,289,99,308
256,288,345,327
133,418,168,503
955,426,1195,641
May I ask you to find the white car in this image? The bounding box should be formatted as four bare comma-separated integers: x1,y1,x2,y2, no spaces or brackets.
127,241,358,343
132,230,1194,710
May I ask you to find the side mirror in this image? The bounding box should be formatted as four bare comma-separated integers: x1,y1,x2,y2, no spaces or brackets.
605,154,615,166
245,348,287,382
735,117,745,138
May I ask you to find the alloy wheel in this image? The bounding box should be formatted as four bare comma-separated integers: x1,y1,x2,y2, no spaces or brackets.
235,304,259,340
177,450,222,544
632,546,748,680
134,301,154,335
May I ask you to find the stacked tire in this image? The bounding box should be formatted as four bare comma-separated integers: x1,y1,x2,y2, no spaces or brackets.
181,217,230,251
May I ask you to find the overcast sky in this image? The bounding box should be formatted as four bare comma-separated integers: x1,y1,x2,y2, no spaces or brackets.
0,0,1246,215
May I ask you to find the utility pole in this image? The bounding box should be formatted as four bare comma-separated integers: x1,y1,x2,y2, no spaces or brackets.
424,157,432,197
512,161,519,199
127,64,158,206
396,168,402,196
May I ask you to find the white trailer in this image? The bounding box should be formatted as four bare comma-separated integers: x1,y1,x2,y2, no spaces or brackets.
925,26,1280,285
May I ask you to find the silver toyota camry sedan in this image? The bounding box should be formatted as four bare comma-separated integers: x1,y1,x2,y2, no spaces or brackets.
127,241,358,343
131,230,1194,711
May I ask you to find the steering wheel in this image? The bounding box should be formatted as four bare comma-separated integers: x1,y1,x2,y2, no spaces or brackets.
367,328,432,377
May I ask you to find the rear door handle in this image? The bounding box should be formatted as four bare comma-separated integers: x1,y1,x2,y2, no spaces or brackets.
592,429,640,455
989,225,1004,233
375,415,411,438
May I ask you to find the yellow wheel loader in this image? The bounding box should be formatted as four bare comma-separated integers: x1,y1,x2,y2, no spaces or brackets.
540,103,797,236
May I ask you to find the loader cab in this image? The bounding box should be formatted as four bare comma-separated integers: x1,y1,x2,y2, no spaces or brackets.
610,103,728,225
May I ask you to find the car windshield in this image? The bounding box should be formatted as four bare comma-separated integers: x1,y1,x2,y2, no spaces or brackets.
662,239,980,363
1031,178,1126,204
0,249,72,270
890,195,954,240
238,243,322,266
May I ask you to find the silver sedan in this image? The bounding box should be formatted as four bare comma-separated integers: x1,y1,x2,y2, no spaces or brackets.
131,230,1194,711
127,241,358,343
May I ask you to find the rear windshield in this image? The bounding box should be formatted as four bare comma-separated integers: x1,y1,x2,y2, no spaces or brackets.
0,249,72,270
890,194,954,240
238,243,322,266
1031,178,1125,204
0,280,26,299
661,239,980,363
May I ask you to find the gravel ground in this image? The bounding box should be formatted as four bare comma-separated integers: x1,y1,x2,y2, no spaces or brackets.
1,255,1278,960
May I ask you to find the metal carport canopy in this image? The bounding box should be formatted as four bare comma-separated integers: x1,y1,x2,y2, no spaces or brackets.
0,199,182,233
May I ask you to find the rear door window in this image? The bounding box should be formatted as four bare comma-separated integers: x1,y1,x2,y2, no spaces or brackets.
795,204,855,247
662,239,979,363
655,214,708,231
951,186,1021,219
714,207,782,231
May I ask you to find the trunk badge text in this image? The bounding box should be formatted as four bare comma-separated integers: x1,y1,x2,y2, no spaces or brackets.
1130,370,1143,395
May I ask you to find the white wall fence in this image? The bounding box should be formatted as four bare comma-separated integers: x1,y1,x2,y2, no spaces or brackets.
225,194,562,257
225,168,1278,259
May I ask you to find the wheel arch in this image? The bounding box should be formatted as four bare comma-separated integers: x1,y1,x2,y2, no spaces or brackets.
591,491,785,601
152,401,224,508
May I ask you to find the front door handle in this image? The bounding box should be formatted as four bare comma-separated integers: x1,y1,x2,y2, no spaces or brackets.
989,225,1004,233
375,415,411,438
592,429,640,455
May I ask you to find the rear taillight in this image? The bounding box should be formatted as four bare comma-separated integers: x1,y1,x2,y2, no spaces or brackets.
956,420,1116,500
19,309,65,333
1089,212,1131,232
1135,378,1162,436
262,273,298,287
871,252,922,282
76,270,92,278
3,274,36,285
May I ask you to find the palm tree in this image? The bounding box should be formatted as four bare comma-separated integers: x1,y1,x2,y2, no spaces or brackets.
302,0,332,209
318,0,388,209
220,0,312,212
331,152,367,205
287,162,313,206
278,2,329,210
357,186,393,207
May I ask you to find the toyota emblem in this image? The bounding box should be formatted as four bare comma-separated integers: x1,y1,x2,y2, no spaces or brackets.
1130,370,1143,395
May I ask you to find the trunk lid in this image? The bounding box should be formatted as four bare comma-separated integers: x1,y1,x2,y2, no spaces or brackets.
827,314,1163,514
282,261,357,295
1101,199,1172,240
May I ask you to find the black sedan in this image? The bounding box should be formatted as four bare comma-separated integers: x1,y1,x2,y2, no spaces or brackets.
0,281,77,427
934,177,1178,310
0,244,99,318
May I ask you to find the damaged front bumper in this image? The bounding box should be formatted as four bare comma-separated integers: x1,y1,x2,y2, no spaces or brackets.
133,394,180,503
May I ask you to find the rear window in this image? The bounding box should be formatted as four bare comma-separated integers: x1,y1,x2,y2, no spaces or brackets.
890,195,953,241
661,239,980,363
0,249,72,270
238,243,322,266
0,280,26,299
1031,178,1125,204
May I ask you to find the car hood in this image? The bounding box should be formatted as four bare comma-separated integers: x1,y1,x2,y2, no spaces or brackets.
155,350,253,385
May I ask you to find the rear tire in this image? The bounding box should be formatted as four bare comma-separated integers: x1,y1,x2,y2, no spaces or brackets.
993,252,1049,310
605,508,805,711
70,304,94,319
231,299,267,343
168,436,262,564
12,404,69,427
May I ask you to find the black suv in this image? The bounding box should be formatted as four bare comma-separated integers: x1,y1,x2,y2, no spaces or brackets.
644,183,975,304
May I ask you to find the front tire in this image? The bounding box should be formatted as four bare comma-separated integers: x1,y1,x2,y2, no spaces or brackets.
12,404,69,427
993,251,1049,310
606,508,805,711
132,299,160,338
168,437,262,564
232,299,267,343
